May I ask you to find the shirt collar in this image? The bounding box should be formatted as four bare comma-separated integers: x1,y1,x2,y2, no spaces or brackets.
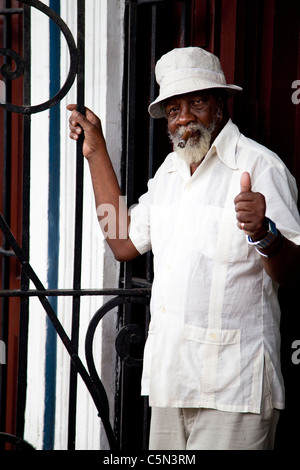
168,119,240,178
207,119,240,170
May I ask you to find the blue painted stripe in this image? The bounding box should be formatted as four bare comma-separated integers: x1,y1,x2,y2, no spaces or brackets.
43,0,61,450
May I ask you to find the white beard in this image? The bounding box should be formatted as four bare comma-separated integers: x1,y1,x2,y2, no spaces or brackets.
168,121,217,165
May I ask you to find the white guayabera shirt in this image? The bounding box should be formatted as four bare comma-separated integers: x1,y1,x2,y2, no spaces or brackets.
129,119,300,413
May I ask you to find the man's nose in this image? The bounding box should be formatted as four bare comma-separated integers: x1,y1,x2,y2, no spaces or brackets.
178,105,196,125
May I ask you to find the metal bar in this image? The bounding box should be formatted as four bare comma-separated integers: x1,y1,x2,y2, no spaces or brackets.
0,9,23,15
0,249,15,257
148,6,156,184
142,4,157,449
179,0,186,46
15,2,30,440
123,0,138,292
125,1,137,210
0,288,151,298
0,0,13,436
67,0,85,451
119,0,139,449
146,4,157,289
120,12,138,434
120,6,139,445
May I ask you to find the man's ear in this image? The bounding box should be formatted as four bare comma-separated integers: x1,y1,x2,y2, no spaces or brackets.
217,94,230,123
216,103,224,123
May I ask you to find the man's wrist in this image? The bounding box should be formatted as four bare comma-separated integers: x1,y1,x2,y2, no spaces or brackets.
254,230,283,258
247,218,277,247
247,218,283,258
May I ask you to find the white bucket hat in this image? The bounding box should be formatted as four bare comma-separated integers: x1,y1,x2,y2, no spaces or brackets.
148,47,243,119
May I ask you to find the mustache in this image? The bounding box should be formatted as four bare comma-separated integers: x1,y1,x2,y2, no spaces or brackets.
168,119,219,165
168,122,216,146
178,123,206,138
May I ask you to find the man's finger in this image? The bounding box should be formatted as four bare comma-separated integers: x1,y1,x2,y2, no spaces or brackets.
67,104,101,128
240,172,251,193
70,110,91,132
66,104,77,111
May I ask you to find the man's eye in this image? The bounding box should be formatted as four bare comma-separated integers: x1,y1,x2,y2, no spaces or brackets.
193,99,204,106
166,107,178,116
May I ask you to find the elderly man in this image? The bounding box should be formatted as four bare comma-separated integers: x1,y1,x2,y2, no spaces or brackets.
68,47,300,450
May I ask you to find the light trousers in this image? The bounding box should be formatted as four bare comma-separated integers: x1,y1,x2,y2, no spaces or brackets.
149,373,280,450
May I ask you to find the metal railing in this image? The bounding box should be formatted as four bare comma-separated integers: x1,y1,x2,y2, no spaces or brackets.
0,0,151,450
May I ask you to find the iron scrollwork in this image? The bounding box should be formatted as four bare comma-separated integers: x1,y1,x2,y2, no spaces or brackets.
0,432,35,450
0,0,78,114
115,323,145,368
0,48,24,81
1,212,151,450
86,297,148,388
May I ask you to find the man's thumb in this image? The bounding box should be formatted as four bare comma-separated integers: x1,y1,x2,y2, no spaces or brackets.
240,172,251,192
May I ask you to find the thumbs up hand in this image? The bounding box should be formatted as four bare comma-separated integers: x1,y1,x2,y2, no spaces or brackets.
240,171,252,193
234,172,267,241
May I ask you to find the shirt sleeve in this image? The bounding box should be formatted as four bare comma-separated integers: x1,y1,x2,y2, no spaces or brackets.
129,179,155,255
253,163,300,245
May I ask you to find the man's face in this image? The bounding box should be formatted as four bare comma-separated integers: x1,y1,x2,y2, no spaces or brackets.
164,91,223,165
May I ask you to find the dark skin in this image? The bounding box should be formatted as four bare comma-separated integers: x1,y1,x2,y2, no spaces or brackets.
68,91,300,285
164,91,226,174
67,104,140,262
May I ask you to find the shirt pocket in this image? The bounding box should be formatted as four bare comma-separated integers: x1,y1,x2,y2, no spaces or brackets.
196,206,248,263
180,325,241,395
